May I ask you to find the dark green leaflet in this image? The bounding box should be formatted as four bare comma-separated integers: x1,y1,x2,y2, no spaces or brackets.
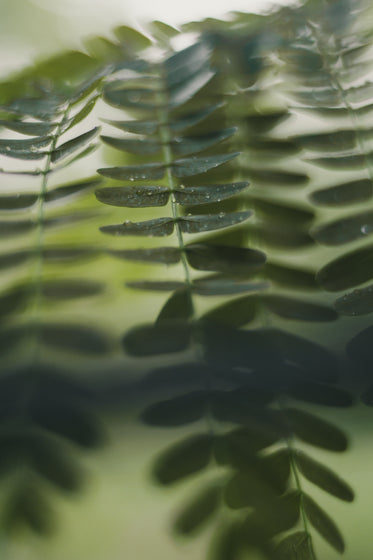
95,185,169,207
335,285,373,316
153,434,213,484
274,531,314,559
174,181,249,205
294,451,354,501
317,244,373,291
302,493,345,553
173,484,221,535
0,194,38,210
283,408,348,451
123,323,192,356
107,247,180,264
156,289,193,323
310,178,372,206
51,127,100,163
312,210,373,245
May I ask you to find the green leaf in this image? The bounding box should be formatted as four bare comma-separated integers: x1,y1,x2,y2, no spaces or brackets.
45,178,101,203
263,295,338,322
153,434,213,484
156,289,194,323
172,128,237,156
0,219,35,236
215,426,278,465
307,152,369,170
149,20,179,45
39,323,110,355
224,450,290,509
264,329,339,382
0,120,56,136
127,281,186,293
171,153,240,177
192,278,268,296
31,400,102,448
4,96,63,119
185,244,265,273
274,531,314,559
0,135,51,159
107,247,180,264
165,42,212,87
284,408,348,451
174,181,248,205
0,285,30,319
248,168,309,186
295,451,354,501
98,163,164,181
0,250,31,270
241,491,300,544
141,391,207,426
264,263,318,290
123,323,191,356
316,244,373,291
95,185,169,207
4,484,53,535
315,208,373,245
103,86,157,110
41,280,104,300
179,211,251,233
113,25,152,50
30,437,82,492
100,217,174,236
303,493,345,553
174,483,221,535
169,104,223,132
286,380,353,407
51,127,100,163
100,135,161,155
291,87,341,106
65,96,98,131
101,119,158,135
202,295,257,327
0,193,38,210
293,129,357,152
253,199,314,226
42,247,97,263
335,285,373,316
310,178,372,206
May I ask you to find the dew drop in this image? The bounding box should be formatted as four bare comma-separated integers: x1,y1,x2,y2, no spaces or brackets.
361,224,371,235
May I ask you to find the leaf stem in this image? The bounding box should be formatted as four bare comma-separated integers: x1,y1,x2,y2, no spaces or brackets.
30,101,71,362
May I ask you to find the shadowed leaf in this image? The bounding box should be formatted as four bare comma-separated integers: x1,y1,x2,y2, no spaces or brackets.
174,483,221,535
141,391,207,426
123,323,191,356
274,531,314,559
316,244,373,291
156,289,194,323
295,451,354,501
310,178,372,206
98,163,164,181
284,408,348,451
186,244,265,273
100,217,174,236
263,295,338,322
51,127,99,163
153,434,213,484
303,493,345,552
171,153,240,177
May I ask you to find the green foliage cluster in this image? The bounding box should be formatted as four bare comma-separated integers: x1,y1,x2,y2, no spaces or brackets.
0,0,373,558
